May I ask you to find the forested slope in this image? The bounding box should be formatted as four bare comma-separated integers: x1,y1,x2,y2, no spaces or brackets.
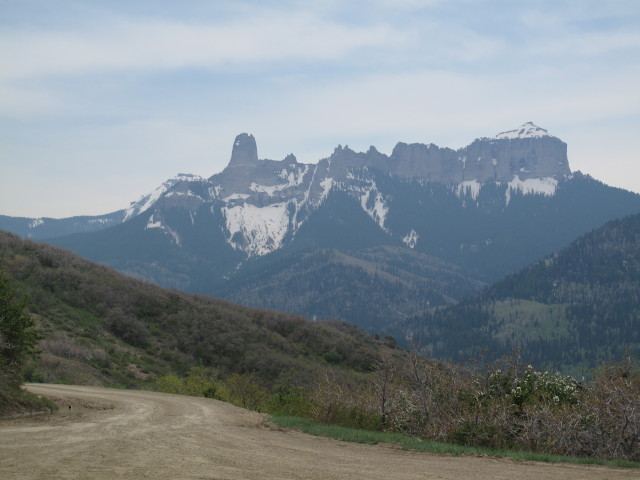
389,213,640,373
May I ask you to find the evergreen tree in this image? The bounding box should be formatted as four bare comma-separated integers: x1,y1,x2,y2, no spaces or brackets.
0,273,41,388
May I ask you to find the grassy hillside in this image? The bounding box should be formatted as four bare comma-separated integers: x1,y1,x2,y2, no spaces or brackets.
0,231,400,392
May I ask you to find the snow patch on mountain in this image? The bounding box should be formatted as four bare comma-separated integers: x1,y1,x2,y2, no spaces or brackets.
126,187,165,221
359,185,389,231
319,177,335,202
403,229,419,249
505,176,558,205
456,180,482,200
278,165,309,187
165,226,182,246
495,122,552,140
146,214,182,246
29,218,43,228
223,193,251,202
210,185,223,199
88,218,112,226
124,174,205,221
249,183,279,196
223,202,291,256
165,189,204,201
146,215,162,229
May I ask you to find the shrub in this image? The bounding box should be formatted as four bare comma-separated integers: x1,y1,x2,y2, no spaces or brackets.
267,385,312,417
578,359,640,461
107,312,149,348
41,336,108,366
309,352,640,461
156,366,224,399
309,370,381,430
483,365,580,409
225,372,269,411
156,373,185,394
184,366,219,398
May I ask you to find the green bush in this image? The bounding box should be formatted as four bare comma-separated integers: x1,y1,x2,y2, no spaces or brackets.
226,372,269,411
267,385,312,417
155,366,225,399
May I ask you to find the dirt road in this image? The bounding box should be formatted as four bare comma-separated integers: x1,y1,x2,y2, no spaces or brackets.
0,384,635,479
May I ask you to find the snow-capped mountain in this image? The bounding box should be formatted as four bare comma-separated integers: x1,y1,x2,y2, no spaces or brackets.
122,122,570,258
494,121,552,139
2,123,640,331
124,173,206,222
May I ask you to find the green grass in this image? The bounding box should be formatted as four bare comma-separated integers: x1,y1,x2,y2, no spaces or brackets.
269,415,640,469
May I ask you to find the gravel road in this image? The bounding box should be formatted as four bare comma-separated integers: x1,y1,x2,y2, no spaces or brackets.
0,384,635,479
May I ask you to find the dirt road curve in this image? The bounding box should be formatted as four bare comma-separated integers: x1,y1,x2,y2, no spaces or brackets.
0,385,635,480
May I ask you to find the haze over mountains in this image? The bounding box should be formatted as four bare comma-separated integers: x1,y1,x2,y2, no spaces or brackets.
2,122,640,334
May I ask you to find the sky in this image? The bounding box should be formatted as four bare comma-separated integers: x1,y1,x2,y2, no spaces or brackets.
1,0,639,219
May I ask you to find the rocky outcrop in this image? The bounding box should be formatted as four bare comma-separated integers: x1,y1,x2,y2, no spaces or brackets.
462,134,569,182
323,122,570,183
228,133,258,168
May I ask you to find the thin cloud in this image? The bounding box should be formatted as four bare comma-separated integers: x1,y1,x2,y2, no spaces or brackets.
0,13,407,80
0,0,639,218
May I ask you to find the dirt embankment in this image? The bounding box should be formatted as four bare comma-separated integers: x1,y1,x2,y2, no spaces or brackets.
0,384,636,480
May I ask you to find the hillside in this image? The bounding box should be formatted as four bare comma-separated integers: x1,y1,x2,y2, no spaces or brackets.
0,231,400,390
389,213,640,373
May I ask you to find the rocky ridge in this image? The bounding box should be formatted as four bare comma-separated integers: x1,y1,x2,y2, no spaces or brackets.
2,122,570,258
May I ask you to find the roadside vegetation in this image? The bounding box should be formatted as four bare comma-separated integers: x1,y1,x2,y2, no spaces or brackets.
155,350,640,464
269,415,640,469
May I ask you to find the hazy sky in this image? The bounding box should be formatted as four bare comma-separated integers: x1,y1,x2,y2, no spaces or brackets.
1,0,639,218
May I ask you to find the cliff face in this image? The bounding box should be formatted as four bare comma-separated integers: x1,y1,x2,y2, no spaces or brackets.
461,135,569,182
321,122,569,184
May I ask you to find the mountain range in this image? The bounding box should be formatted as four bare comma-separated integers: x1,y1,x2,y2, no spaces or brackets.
2,122,640,332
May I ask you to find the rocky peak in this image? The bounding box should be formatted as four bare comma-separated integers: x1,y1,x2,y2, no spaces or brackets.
283,153,298,164
228,133,258,168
